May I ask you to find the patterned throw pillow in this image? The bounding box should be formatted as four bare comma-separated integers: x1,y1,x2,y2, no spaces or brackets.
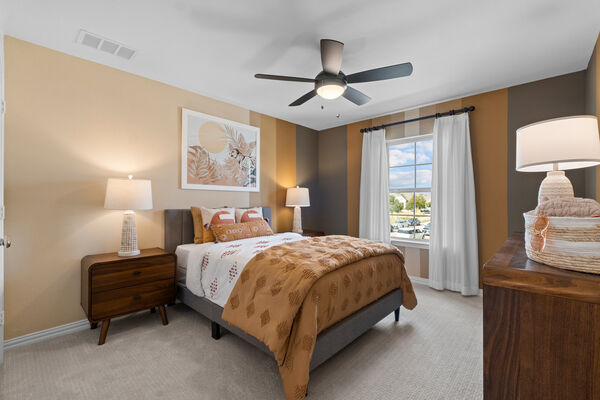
190,206,235,243
211,220,274,243
235,207,264,223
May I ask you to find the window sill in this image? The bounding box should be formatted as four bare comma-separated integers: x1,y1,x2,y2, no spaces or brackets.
391,239,430,250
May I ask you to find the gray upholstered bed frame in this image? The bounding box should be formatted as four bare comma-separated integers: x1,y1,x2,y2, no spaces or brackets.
164,208,403,372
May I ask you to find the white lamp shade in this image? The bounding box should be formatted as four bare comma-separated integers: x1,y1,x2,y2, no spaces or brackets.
286,186,310,207
104,178,153,210
516,115,600,172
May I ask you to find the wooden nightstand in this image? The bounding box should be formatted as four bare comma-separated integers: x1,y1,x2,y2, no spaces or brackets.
302,229,325,237
81,248,176,345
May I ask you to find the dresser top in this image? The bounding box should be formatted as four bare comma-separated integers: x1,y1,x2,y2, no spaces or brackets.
81,248,172,270
483,234,600,304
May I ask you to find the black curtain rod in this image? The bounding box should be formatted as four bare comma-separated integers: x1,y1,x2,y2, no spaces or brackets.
360,105,475,133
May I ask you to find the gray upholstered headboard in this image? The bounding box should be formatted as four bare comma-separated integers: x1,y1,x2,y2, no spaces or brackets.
164,207,272,253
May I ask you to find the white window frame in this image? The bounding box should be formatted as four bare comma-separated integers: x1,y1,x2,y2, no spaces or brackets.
387,133,432,249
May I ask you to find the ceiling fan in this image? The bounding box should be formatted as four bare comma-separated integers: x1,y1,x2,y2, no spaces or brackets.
255,39,413,107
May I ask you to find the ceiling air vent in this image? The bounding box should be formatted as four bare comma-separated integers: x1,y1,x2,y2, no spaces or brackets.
76,30,136,60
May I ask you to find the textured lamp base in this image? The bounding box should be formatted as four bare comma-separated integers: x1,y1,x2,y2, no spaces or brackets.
118,211,140,257
292,206,303,234
538,171,574,204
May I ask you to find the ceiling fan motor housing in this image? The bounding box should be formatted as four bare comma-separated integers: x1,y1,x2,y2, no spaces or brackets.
315,71,347,99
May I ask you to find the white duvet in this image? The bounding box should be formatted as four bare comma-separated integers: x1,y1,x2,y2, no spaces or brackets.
178,232,305,307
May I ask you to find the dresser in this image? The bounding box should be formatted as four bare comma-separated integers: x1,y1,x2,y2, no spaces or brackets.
482,235,600,400
81,248,176,345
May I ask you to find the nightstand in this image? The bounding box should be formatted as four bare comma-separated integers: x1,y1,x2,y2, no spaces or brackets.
81,248,176,345
302,229,325,237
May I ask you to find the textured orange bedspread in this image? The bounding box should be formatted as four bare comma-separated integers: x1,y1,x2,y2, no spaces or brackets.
221,235,417,400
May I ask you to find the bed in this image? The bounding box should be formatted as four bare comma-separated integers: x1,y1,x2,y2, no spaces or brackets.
164,207,416,399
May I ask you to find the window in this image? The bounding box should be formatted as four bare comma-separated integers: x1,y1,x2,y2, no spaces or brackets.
388,135,432,243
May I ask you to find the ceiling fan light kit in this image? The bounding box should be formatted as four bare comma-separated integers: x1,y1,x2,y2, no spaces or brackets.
255,39,412,107
315,73,347,99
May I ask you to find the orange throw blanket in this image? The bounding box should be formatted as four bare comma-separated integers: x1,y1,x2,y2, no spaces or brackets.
221,235,417,400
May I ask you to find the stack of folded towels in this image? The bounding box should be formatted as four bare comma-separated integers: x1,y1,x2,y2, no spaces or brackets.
535,197,600,217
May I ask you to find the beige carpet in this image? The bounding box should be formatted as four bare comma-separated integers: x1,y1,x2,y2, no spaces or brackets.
0,283,482,400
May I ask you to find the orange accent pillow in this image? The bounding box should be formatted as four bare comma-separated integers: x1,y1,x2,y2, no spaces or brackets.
211,220,274,243
235,207,264,223
190,206,205,244
190,206,236,243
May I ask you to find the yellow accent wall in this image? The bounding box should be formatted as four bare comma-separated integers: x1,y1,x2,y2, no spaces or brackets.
3,36,298,339
250,112,278,228
275,119,296,233
463,90,509,281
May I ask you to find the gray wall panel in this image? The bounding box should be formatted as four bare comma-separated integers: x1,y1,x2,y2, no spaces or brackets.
318,126,348,235
507,71,586,234
296,125,320,230
585,46,597,199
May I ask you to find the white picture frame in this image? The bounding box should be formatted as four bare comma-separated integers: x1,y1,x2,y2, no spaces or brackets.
181,108,260,192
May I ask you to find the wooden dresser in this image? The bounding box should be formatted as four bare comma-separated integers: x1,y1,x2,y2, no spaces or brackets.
81,248,176,345
482,235,600,400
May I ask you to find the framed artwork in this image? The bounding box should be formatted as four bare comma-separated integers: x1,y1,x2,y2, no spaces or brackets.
181,108,260,191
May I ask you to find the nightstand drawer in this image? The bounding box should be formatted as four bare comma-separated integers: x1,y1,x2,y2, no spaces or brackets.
92,255,175,292
91,279,174,320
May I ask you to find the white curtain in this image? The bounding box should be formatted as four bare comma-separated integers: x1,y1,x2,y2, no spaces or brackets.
359,129,390,243
429,114,479,295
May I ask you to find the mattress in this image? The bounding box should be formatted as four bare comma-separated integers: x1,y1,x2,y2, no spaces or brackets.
175,232,305,306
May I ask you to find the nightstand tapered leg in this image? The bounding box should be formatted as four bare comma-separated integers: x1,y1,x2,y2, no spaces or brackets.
158,305,168,325
98,319,110,345
90,322,98,329
150,307,156,313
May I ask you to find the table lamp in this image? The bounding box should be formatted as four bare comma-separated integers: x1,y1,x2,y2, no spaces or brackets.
516,115,600,204
104,175,153,256
286,186,310,234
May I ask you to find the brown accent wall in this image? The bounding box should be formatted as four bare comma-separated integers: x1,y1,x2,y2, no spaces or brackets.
318,126,348,235
586,34,600,201
507,71,587,234
296,125,319,230
584,43,596,199
597,35,600,201
346,121,369,237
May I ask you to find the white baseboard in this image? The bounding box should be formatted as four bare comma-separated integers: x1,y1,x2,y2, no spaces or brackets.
3,305,178,350
408,275,429,285
4,319,89,350
408,275,483,295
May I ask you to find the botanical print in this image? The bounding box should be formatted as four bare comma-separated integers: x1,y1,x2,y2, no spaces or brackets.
182,108,260,191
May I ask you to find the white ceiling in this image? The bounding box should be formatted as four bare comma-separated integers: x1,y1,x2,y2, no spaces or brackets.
1,0,599,130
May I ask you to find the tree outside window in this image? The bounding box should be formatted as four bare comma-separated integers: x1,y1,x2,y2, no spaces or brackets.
388,136,432,241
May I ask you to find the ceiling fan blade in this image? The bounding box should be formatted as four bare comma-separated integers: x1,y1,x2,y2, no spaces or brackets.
343,86,371,106
346,62,413,84
289,90,318,106
320,39,344,75
255,73,316,83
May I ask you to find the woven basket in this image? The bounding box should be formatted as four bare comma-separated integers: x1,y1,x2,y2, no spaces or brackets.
523,211,600,274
